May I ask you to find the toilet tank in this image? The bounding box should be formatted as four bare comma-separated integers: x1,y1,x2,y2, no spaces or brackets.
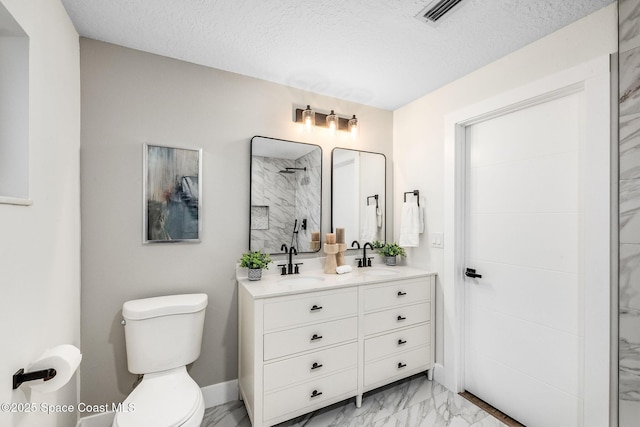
122,293,208,374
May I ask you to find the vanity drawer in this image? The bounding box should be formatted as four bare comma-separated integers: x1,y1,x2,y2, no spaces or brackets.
363,302,430,336
264,317,357,361
363,278,429,312
364,324,430,362
263,288,358,332
364,345,430,388
264,367,357,422
264,342,357,392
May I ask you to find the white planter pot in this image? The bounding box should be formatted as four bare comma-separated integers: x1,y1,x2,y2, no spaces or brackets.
248,268,263,281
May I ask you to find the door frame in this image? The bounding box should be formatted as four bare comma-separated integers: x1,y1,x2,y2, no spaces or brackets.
442,55,613,427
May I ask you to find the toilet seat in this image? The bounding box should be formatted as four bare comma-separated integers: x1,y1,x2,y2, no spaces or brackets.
113,367,204,427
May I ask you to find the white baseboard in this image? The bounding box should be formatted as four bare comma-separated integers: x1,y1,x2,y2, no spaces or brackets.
433,363,452,391
76,379,238,427
76,412,115,427
201,378,238,408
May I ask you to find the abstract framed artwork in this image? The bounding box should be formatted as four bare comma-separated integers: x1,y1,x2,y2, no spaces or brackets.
143,144,202,243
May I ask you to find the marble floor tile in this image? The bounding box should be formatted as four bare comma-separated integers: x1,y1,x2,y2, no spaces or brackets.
620,0,640,54
620,46,640,117
620,307,640,403
391,392,500,427
275,394,393,427
620,398,640,427
201,400,252,427
366,374,449,414
620,178,640,244
201,375,509,427
620,114,640,180
620,244,640,311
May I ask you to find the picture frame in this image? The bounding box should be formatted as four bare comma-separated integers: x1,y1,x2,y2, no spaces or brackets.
143,144,202,243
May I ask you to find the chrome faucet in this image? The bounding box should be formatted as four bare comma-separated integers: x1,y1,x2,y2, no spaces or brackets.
351,241,374,267
279,244,300,275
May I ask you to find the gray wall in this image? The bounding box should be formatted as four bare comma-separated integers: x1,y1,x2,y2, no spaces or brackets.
79,38,393,407
619,0,640,424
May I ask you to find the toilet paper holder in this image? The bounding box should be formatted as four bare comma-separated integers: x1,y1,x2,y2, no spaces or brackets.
12,368,57,389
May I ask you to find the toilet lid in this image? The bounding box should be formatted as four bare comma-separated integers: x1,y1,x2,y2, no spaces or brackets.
115,372,202,427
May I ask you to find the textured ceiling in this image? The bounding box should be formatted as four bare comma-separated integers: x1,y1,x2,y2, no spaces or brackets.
60,0,614,110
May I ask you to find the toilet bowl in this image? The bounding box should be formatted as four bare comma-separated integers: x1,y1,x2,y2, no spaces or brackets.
112,293,208,427
112,367,204,427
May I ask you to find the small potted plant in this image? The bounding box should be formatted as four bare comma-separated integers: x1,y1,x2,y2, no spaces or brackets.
375,242,406,266
239,250,272,281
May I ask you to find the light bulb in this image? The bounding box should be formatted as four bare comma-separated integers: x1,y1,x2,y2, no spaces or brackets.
302,105,314,131
348,115,358,137
326,110,338,134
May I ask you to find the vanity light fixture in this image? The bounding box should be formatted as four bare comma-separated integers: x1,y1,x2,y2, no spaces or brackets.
294,105,358,136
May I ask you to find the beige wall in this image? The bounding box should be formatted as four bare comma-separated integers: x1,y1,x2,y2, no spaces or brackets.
0,0,80,426
79,38,393,408
393,3,617,385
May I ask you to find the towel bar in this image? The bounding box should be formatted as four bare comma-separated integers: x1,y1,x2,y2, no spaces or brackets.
403,190,420,206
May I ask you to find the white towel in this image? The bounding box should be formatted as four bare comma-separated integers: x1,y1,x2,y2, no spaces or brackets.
360,204,378,242
398,201,423,247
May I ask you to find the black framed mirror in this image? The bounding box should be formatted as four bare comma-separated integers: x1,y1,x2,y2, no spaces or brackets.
250,136,322,254
331,148,386,245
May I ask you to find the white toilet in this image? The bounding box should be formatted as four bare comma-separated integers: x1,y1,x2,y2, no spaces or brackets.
113,293,208,427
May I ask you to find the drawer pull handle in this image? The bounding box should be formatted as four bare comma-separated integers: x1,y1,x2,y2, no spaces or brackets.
398,362,407,369
310,389,323,398
310,305,323,311
397,291,407,296
311,362,323,370
311,334,323,341
397,315,406,321
398,339,407,345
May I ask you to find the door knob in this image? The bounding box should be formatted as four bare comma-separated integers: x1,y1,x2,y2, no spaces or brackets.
465,268,482,279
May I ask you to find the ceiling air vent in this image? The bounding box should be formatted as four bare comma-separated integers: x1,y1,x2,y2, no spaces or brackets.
415,0,467,26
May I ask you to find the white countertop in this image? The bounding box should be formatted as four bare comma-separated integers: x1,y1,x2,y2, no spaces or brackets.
237,255,436,299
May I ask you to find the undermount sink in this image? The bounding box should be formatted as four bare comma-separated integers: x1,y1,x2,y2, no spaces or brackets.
362,268,401,276
277,276,325,286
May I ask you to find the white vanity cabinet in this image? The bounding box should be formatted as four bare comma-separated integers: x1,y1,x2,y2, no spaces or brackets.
238,268,436,427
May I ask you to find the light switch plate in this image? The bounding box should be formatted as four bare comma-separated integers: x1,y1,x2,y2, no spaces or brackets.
430,232,443,248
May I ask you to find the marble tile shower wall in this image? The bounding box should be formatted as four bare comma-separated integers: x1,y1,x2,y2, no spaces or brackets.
251,156,296,253
619,0,640,424
251,152,321,254
294,149,321,252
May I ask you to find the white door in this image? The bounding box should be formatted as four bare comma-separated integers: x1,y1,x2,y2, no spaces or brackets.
464,92,584,427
